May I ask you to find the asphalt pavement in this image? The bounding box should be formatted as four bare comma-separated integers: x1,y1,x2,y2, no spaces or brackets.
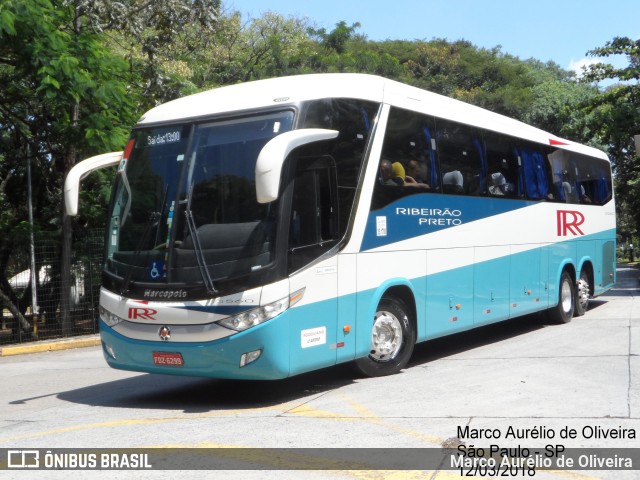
0,264,638,480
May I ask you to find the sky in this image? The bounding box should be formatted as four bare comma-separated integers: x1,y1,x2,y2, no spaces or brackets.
225,0,639,76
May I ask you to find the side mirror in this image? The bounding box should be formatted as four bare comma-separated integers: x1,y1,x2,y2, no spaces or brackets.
255,128,338,203
64,151,123,216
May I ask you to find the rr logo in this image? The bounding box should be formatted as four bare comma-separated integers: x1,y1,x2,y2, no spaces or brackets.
128,307,158,320
557,210,585,236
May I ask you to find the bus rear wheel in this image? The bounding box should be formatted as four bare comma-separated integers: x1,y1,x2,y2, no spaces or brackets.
549,270,575,324
355,296,416,377
575,268,590,317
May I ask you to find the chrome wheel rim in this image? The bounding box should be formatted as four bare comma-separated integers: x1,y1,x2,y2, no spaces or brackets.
577,277,590,311
370,311,403,362
560,279,573,314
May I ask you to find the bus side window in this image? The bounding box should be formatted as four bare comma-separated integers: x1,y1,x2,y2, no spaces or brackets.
518,143,553,201
435,120,485,196
372,107,438,210
299,98,379,237
548,149,581,204
484,132,521,198
575,155,613,205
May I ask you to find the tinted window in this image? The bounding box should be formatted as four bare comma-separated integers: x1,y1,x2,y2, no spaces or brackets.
299,98,379,237
578,158,612,205
436,119,485,196
372,107,437,209
548,149,613,205
370,108,612,209
517,143,554,201
484,132,523,198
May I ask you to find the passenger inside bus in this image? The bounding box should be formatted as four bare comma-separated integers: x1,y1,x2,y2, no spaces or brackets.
442,170,464,194
391,162,406,184
379,159,403,186
489,172,515,196
405,159,431,190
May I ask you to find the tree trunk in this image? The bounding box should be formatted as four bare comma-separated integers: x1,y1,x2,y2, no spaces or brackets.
60,212,74,336
0,288,32,334
60,102,80,337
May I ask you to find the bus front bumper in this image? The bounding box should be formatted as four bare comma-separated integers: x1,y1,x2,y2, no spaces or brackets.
98,318,291,380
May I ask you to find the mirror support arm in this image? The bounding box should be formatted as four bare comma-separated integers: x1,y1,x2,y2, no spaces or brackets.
64,152,123,216
255,129,338,204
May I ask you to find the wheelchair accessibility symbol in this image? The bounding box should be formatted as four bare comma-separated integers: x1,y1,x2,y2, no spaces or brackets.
149,261,164,280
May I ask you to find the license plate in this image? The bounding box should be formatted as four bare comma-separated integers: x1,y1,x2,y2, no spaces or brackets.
152,352,184,366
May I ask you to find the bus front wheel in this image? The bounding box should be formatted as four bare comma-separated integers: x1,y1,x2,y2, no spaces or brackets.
355,296,416,377
550,270,575,324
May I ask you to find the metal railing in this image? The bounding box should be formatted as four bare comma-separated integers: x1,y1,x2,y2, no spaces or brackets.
1,230,104,345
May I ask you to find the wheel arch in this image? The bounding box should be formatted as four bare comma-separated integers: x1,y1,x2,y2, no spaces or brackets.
354,278,418,376
384,284,417,332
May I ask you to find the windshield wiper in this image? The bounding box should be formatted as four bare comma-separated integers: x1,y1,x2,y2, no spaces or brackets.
184,183,217,294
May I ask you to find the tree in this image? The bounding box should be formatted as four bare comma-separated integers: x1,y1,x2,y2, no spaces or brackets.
523,75,600,141
2,3,630,340
403,40,537,119
190,11,312,86
0,0,136,334
310,21,361,54
581,37,640,245
0,0,224,336
75,0,221,106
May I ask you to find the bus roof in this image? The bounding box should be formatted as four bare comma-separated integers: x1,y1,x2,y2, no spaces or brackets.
138,73,609,161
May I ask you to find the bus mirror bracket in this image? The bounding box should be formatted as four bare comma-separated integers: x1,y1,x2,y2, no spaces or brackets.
64,151,123,216
255,128,339,203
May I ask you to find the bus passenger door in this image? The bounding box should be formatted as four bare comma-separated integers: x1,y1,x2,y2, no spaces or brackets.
287,156,339,375
336,254,357,363
288,257,338,375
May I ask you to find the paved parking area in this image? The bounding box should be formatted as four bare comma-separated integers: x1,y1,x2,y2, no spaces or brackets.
0,265,638,479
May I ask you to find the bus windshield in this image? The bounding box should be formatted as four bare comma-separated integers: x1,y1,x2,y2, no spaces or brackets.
105,111,294,295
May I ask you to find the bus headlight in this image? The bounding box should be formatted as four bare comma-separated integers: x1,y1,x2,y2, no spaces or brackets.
217,296,289,331
99,306,125,327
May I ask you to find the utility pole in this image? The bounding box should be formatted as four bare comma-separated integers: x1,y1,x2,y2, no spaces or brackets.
27,141,39,335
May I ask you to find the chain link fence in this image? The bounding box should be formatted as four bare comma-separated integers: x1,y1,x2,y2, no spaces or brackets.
0,230,104,345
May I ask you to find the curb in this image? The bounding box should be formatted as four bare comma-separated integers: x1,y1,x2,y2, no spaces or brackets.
0,335,101,357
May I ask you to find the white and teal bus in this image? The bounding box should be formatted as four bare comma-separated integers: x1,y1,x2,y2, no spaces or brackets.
65,74,615,379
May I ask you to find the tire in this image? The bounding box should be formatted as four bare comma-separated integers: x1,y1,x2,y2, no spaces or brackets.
355,296,416,377
574,268,590,317
549,270,575,324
